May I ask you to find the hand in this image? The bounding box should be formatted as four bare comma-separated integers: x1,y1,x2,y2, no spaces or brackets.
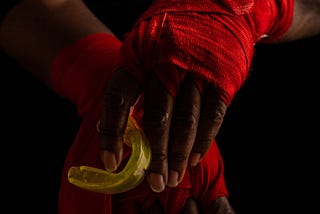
99,68,227,192
98,0,252,192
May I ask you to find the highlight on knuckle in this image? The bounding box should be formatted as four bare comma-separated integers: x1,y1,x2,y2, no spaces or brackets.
205,107,225,124
215,101,227,117
103,91,126,109
144,112,171,130
172,111,198,130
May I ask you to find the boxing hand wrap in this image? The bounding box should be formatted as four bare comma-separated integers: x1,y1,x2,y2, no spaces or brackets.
118,0,294,105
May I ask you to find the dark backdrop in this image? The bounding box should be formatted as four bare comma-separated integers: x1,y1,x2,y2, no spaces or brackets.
1,1,319,213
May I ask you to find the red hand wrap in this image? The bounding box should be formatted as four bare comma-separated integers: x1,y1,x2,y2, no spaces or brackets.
118,0,293,105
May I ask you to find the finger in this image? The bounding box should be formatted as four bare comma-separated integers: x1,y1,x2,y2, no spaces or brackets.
181,198,200,214
99,69,141,171
167,76,201,187
189,84,227,166
205,197,236,214
144,200,165,214
144,72,174,192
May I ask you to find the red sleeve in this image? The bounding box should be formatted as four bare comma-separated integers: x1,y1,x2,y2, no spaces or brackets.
254,0,294,43
49,33,122,214
50,33,121,117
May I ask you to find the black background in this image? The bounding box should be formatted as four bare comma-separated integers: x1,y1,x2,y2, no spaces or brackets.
1,1,319,213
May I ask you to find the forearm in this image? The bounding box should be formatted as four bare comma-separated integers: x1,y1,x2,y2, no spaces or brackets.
0,0,113,86
278,0,320,42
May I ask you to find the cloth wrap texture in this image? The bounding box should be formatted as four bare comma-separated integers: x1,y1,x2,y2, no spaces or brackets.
118,0,294,105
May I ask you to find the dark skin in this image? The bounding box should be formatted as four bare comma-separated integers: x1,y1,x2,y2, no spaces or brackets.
99,69,227,191
1,0,319,213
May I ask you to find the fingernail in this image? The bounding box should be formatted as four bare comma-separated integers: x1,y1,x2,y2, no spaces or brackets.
96,120,101,133
189,153,201,166
167,170,179,187
102,151,118,172
147,173,165,193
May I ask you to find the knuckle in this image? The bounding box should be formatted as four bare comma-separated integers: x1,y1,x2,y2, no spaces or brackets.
99,135,122,151
148,152,168,173
205,106,225,124
197,139,212,148
169,152,189,172
99,117,127,137
151,152,168,162
144,112,171,131
170,151,188,163
172,111,198,130
99,127,122,138
103,91,126,109
194,139,212,154
215,100,227,117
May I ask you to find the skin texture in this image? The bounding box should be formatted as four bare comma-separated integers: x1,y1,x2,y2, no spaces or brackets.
278,0,320,42
0,0,319,213
0,0,113,86
100,69,227,192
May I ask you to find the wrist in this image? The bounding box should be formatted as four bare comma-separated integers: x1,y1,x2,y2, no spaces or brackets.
50,33,121,101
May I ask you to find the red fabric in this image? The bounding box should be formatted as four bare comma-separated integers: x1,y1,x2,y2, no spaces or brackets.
51,33,122,214
253,0,294,43
118,0,294,105
50,33,228,214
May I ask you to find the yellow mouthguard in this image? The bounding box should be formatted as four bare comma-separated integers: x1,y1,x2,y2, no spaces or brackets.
67,116,151,194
